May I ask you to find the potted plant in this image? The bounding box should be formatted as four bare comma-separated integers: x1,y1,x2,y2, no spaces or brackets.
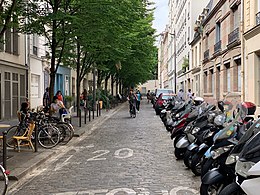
64,95,74,108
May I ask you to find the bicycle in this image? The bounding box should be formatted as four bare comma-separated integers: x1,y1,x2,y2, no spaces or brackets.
6,112,60,149
0,164,9,195
129,101,136,118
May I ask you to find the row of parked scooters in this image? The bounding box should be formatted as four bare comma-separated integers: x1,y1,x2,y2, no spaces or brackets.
158,94,260,195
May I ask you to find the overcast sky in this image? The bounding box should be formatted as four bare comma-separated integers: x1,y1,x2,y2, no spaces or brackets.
152,0,169,35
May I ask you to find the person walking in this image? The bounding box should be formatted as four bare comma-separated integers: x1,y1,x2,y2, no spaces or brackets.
146,90,151,103
43,87,50,112
136,90,142,113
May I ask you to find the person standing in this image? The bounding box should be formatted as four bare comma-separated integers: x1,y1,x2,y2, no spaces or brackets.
56,90,64,102
136,90,142,113
187,89,193,99
43,87,50,112
177,89,184,101
82,89,88,109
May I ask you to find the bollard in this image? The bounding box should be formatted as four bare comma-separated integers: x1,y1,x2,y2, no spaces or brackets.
99,104,101,116
92,106,95,120
34,125,38,152
79,109,82,127
3,131,7,170
84,108,87,124
89,108,91,122
96,104,99,117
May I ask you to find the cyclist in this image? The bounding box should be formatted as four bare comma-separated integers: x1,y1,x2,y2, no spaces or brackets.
127,89,137,116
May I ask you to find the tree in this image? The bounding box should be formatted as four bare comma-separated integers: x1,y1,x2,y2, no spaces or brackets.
20,0,80,99
0,0,21,39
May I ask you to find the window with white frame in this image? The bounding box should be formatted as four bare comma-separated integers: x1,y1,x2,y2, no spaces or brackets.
31,74,40,98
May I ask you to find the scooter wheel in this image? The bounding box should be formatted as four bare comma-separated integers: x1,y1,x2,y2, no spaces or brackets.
190,153,203,176
183,150,193,169
218,182,244,195
174,148,186,160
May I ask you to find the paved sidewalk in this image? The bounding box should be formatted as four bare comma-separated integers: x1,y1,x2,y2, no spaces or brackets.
0,104,124,181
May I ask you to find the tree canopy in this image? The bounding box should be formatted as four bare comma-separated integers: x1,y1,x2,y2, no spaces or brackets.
15,0,157,97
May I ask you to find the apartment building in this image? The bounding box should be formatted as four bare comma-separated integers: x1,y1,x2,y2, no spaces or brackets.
168,0,209,95
0,29,27,119
158,29,170,89
243,0,260,113
201,0,242,104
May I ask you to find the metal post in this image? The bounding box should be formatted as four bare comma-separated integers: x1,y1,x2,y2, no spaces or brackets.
3,131,7,169
99,103,101,116
79,109,82,127
84,108,87,124
96,104,99,117
92,106,94,120
34,125,38,152
89,108,91,122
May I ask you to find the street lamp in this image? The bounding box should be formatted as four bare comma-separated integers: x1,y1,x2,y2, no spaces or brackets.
169,32,177,94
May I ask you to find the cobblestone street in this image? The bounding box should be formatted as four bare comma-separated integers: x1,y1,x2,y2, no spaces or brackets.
9,102,200,195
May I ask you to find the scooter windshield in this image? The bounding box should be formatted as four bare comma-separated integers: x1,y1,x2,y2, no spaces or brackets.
213,108,242,141
240,131,260,161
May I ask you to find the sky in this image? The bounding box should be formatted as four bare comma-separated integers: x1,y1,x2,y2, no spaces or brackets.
152,0,169,35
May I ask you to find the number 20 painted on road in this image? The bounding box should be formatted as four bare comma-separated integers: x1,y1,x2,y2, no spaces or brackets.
87,148,134,161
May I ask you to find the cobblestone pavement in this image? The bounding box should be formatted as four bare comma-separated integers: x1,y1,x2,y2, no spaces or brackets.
9,102,200,195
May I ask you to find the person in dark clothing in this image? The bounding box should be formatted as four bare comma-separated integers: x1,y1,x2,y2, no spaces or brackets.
127,89,137,114
43,87,50,112
136,90,142,112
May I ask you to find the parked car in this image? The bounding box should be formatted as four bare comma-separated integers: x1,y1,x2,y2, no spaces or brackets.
155,93,177,115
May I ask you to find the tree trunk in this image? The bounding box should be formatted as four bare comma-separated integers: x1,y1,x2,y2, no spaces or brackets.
111,75,114,96
76,40,81,116
116,77,119,95
92,68,96,110
105,75,109,92
97,69,102,89
119,80,122,94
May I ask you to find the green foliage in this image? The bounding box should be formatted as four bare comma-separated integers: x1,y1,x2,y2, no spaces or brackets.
64,95,74,102
182,57,189,71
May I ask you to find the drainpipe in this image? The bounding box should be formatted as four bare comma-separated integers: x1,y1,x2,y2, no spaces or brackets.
241,0,245,102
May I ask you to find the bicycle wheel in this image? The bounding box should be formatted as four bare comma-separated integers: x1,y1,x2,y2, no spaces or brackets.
37,125,60,149
55,123,73,145
0,165,8,195
6,126,22,148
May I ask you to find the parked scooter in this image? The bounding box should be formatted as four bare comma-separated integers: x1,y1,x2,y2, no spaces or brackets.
219,128,260,195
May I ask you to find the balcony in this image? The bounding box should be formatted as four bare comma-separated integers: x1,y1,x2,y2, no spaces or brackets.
214,40,221,54
228,28,239,45
204,49,209,60
256,12,260,26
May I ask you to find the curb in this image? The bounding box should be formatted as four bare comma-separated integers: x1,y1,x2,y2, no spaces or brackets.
8,103,125,181
8,150,58,181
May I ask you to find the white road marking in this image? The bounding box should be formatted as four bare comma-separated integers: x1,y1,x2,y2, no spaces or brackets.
87,150,110,161
114,148,134,159
106,188,136,195
54,155,73,171
170,186,199,195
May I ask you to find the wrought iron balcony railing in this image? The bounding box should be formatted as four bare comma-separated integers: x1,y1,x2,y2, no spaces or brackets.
228,27,239,44
256,12,260,25
214,40,221,53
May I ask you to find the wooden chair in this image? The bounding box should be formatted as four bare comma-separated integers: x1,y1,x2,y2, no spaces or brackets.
12,122,35,152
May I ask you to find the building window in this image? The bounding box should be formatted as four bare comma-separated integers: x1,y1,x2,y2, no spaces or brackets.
225,64,231,92
204,71,207,93
31,74,40,98
216,22,221,42
237,64,241,92
210,69,214,93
